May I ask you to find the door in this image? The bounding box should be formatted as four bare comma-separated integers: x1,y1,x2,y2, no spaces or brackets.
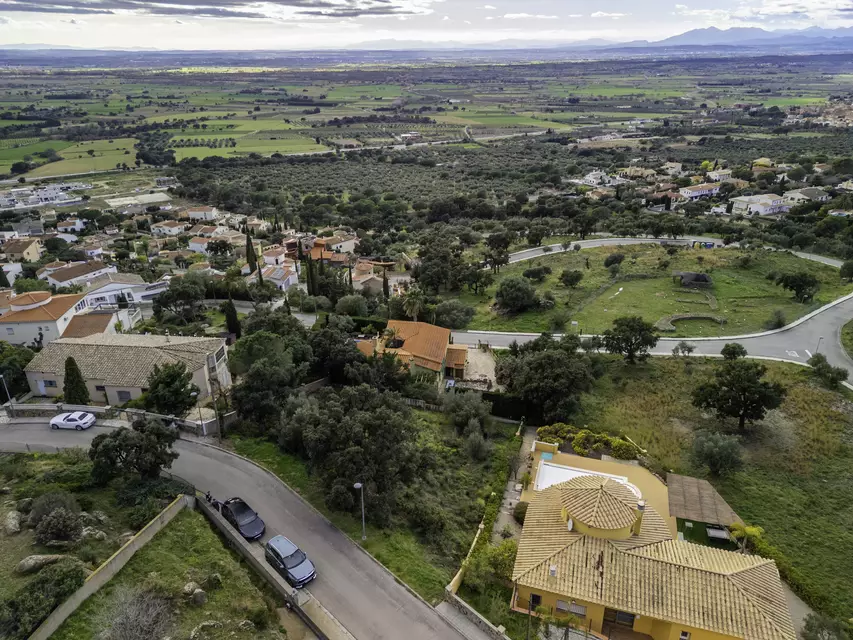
37,379,45,395
604,608,635,627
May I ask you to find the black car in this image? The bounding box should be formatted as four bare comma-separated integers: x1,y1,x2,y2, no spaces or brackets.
221,497,266,541
264,535,316,588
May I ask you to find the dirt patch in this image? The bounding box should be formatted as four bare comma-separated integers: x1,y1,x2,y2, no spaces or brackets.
464,347,500,391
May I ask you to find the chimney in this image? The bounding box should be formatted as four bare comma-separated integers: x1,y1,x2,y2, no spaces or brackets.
632,500,646,536
548,564,557,578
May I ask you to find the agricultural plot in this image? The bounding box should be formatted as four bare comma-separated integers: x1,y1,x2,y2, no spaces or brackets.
27,138,138,177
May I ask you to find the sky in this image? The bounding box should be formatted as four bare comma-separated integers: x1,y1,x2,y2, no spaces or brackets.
0,0,852,49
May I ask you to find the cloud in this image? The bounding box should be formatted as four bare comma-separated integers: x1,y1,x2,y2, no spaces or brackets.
503,12,559,19
590,11,628,18
442,14,448,19
0,0,442,20
481,3,495,8
567,13,582,17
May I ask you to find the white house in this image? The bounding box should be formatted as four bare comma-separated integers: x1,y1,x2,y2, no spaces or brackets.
262,245,291,266
0,291,87,347
247,265,298,292
187,206,219,222
188,225,228,238
83,273,148,309
838,180,853,191
46,261,117,288
188,237,212,254
706,169,732,181
679,183,721,200
730,194,787,216
56,218,86,233
0,231,20,244
661,162,683,176
318,235,359,254
783,188,831,205
580,171,613,187
151,220,186,236
83,244,104,259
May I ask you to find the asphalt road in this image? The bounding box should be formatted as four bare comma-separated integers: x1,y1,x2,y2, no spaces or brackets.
453,236,853,373
0,422,464,640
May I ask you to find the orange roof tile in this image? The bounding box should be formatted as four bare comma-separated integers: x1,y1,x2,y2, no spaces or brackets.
385,321,450,372
62,313,114,338
0,293,84,323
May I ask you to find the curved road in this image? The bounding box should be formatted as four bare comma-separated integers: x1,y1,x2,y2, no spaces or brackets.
0,422,464,640
452,236,853,373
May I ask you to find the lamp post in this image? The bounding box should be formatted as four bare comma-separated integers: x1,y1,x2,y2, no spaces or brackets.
816,336,824,354
353,482,366,541
0,374,12,417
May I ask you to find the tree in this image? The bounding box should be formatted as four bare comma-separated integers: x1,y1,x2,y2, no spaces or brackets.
88,417,179,482
245,234,257,273
402,285,426,322
154,275,205,324
382,269,389,298
808,353,848,389
801,614,850,640
63,356,90,405
232,352,308,426
442,392,492,434
0,342,35,397
13,277,50,294
527,224,548,247
775,272,819,302
602,316,658,364
495,276,538,313
672,340,695,357
144,362,200,417
729,522,765,554
560,269,583,288
207,239,232,256
434,299,475,329
0,268,9,289
222,298,241,339
841,260,853,282
335,294,368,317
603,253,625,268
721,343,747,360
691,432,742,476
692,359,786,432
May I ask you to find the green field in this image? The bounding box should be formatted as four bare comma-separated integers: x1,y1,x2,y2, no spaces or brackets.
27,138,138,177
455,245,849,335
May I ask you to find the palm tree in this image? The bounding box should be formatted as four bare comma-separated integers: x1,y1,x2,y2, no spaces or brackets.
730,522,764,554
402,285,426,322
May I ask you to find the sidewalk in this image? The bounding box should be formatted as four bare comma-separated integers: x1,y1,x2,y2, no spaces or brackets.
491,424,535,543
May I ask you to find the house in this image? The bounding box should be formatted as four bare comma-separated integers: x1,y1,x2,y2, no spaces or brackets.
188,237,212,254
24,333,232,404
353,274,385,296
706,169,732,181
57,218,86,233
673,271,713,288
309,244,350,266
151,220,186,237
838,179,853,191
730,194,787,216
679,183,720,200
46,261,117,289
316,235,359,254
783,187,830,205
0,292,87,347
752,157,776,168
245,217,271,234
355,320,467,381
83,273,147,309
0,231,20,244
247,265,298,291
1,262,23,285
83,243,104,259
666,473,743,543
510,448,795,640
661,162,683,176
187,225,225,238
187,206,219,222
12,219,44,237
3,238,44,262
580,171,613,187
61,309,124,338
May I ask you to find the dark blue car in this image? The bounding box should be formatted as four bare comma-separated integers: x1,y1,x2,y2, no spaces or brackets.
221,497,266,541
265,535,316,588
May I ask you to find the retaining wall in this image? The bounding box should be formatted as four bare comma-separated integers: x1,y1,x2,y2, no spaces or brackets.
29,494,194,640
442,588,512,640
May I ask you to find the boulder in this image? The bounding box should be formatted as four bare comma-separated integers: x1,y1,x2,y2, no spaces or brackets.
4,510,21,535
182,581,201,596
0,487,11,494
42,539,77,550
190,589,207,606
189,621,221,640
15,554,66,574
203,573,222,590
91,510,109,524
237,620,255,631
81,526,107,541
16,498,33,514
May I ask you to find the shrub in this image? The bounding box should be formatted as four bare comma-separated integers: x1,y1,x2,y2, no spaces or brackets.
434,299,475,329
549,308,570,332
691,432,742,476
495,277,538,313
571,429,597,456
609,438,638,460
334,294,369,317
465,431,491,462
443,392,492,434
513,501,528,525
0,559,86,639
536,422,576,444
93,586,174,640
127,498,162,530
522,265,551,282
603,252,625,267
34,507,82,544
764,310,786,330
808,353,849,389
28,491,79,529
608,263,621,278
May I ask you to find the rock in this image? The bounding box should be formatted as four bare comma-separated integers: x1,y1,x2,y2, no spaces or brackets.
189,620,221,640
237,620,255,631
91,510,109,524
182,581,201,596
15,554,65,574
204,573,222,590
0,487,10,494
81,526,107,541
16,498,32,514
190,589,207,606
4,510,21,535
42,539,76,550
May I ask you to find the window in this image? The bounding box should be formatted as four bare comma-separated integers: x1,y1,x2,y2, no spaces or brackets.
117,390,131,402
569,602,587,617
95,385,105,392
530,593,541,608
215,346,226,363
556,600,569,613
4,328,11,335
44,380,57,388
680,633,691,640
44,326,49,332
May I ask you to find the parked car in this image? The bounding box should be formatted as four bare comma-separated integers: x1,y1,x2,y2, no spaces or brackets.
221,497,265,540
264,535,316,588
50,411,96,431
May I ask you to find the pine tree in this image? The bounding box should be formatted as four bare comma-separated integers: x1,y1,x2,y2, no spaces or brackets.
0,268,9,289
63,356,90,405
382,268,390,298
245,234,257,274
305,257,314,296
223,298,241,339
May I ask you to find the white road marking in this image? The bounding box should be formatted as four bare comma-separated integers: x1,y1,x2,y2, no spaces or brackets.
786,350,800,358
805,350,812,358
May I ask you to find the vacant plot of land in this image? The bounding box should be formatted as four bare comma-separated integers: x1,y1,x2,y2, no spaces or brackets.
456,245,849,335
573,357,853,618
53,509,285,640
27,138,138,177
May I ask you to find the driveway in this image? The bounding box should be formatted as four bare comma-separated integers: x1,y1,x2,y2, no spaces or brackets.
0,422,464,640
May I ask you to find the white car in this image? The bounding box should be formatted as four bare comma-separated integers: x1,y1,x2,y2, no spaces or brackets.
50,411,96,431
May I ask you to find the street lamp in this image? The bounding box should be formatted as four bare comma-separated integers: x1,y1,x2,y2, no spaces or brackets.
0,374,12,417
816,336,824,354
353,482,366,541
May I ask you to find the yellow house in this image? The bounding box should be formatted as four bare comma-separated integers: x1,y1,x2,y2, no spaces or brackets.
512,475,795,640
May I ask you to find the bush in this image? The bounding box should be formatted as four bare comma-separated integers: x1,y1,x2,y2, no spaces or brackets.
808,353,849,389
603,253,625,267
93,586,174,640
334,294,369,317
764,309,786,330
495,277,538,313
34,507,82,544
522,265,551,282
609,438,638,460
691,432,742,476
513,501,528,525
443,392,492,434
127,498,163,530
465,431,491,461
28,491,79,528
434,299,475,329
0,559,86,639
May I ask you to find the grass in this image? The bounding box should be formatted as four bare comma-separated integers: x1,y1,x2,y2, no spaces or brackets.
453,245,850,336
841,318,853,359
230,410,520,604
459,583,537,640
572,356,853,617
52,509,284,640
26,138,138,177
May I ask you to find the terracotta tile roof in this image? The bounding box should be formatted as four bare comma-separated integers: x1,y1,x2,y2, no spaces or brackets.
62,312,114,338
445,345,467,369
25,334,224,387
356,341,375,357
3,238,39,254
513,482,795,640
49,261,110,284
190,236,211,244
559,476,639,530
0,293,83,323
385,320,450,372
666,473,744,527
85,272,146,291
152,220,184,228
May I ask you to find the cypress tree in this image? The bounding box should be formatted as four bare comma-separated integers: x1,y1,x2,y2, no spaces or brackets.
245,234,257,273
306,257,314,296
382,268,389,298
0,268,10,289
223,298,241,339
63,356,90,405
